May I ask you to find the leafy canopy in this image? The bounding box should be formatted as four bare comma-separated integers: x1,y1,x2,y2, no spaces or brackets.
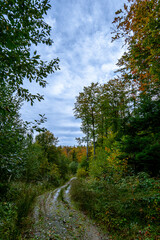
112,0,160,92
0,0,60,104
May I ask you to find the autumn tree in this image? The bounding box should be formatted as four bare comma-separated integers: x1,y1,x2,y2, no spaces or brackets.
112,0,160,93
112,0,160,176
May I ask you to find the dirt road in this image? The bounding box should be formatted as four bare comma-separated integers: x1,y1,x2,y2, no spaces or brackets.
24,178,109,240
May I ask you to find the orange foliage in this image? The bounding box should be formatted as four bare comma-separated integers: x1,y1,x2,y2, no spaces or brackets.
112,0,160,92
61,146,86,162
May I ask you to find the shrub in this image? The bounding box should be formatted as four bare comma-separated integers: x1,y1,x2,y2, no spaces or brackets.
70,174,160,239
79,156,89,171
70,178,97,216
0,181,54,239
69,161,78,174
0,202,17,240
77,168,88,178
48,163,61,186
89,144,127,182
16,186,37,227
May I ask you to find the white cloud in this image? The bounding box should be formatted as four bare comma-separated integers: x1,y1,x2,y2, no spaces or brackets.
101,63,117,73
21,0,126,146
49,82,65,96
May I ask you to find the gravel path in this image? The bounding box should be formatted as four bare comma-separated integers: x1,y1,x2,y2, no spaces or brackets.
23,178,109,240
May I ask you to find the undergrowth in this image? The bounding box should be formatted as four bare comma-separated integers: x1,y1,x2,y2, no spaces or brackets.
70,173,160,240
0,181,55,240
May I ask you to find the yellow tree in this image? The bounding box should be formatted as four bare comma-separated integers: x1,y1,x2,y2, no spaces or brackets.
112,0,160,94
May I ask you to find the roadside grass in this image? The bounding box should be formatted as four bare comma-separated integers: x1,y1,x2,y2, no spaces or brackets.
0,181,55,240
70,173,160,240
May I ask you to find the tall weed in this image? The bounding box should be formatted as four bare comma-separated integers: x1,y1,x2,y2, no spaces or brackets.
0,181,53,240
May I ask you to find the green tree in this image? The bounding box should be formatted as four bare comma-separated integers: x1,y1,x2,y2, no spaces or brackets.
24,141,44,182
97,79,129,142
35,130,59,153
0,0,60,105
0,84,27,181
0,0,60,182
112,0,160,176
120,96,160,176
74,83,100,156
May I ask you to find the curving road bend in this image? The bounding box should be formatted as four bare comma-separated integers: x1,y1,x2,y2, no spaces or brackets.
23,178,109,240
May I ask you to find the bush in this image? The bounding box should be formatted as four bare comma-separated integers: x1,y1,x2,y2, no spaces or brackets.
70,178,97,216
70,174,160,240
16,186,37,227
89,145,127,182
77,168,88,178
0,181,55,240
0,202,17,240
79,156,89,171
69,161,78,174
48,163,61,186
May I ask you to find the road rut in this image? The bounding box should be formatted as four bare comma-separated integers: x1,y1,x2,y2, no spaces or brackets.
23,178,109,240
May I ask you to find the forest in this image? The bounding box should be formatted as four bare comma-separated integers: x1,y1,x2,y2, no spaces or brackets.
0,0,160,239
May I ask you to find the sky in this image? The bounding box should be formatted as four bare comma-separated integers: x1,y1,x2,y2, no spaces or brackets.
21,0,126,146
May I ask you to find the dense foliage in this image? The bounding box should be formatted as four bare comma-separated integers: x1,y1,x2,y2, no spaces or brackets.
70,175,160,240
72,0,160,239
0,0,60,104
0,0,159,239
74,80,160,176
74,0,160,176
0,0,62,239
